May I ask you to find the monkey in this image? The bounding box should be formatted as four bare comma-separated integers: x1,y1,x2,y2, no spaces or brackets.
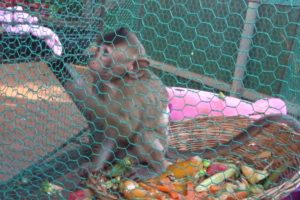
62,28,300,181
65,27,171,178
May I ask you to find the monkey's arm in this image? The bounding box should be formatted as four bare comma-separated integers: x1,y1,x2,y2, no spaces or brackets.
211,114,300,155
63,63,113,120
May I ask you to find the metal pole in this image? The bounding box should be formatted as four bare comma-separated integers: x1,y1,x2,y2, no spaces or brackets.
230,0,261,97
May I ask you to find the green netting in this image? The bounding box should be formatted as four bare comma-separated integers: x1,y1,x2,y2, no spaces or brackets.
0,0,300,199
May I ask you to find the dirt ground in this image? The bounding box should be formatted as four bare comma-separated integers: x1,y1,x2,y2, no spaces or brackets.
0,62,88,182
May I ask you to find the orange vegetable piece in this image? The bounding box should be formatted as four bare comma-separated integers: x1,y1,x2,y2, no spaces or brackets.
156,184,172,193
139,182,156,192
123,188,149,199
155,177,177,198
226,191,248,200
185,182,196,199
157,176,186,194
161,156,203,179
146,177,161,185
121,180,160,200
172,181,187,194
155,184,183,199
185,182,208,200
159,176,173,185
138,182,169,200
209,185,224,194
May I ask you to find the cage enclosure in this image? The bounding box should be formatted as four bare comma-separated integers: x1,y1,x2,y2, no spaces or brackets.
0,0,300,199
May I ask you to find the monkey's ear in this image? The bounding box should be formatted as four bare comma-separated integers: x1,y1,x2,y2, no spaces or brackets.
129,58,150,79
133,58,150,69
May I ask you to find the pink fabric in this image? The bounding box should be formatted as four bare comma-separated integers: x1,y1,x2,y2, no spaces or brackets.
167,87,287,121
0,6,62,56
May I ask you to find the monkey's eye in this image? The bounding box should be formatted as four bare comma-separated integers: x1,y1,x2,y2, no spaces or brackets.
100,46,110,56
103,49,109,55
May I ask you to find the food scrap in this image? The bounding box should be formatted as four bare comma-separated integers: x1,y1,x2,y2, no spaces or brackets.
66,155,286,200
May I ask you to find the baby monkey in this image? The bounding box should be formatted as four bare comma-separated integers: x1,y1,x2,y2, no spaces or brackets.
66,28,170,177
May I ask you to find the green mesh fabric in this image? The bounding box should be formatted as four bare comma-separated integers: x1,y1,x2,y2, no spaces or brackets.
0,0,300,199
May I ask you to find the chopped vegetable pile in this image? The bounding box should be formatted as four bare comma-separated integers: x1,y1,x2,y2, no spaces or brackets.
62,155,283,200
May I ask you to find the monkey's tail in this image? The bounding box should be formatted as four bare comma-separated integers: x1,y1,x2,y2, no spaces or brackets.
166,114,300,160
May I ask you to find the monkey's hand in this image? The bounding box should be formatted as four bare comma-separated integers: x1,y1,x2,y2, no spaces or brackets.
78,162,96,179
125,164,159,181
64,63,87,87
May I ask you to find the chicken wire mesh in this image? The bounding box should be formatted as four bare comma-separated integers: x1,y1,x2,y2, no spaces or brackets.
0,0,300,199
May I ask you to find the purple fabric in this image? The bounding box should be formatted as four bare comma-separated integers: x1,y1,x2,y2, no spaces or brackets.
282,188,300,200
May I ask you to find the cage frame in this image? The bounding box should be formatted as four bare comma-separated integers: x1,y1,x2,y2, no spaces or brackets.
0,0,300,198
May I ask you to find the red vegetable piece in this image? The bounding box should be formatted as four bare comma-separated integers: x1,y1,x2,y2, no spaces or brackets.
206,163,228,176
68,189,92,200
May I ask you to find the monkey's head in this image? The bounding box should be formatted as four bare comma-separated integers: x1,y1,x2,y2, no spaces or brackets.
88,28,150,81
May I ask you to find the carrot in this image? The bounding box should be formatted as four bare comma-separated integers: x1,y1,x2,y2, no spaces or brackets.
209,185,224,194
189,191,210,200
167,191,180,199
139,182,155,191
185,182,209,200
226,191,248,200
138,182,169,200
120,180,162,200
234,191,248,199
123,188,149,199
156,184,182,199
185,182,196,199
156,184,172,193
152,176,182,199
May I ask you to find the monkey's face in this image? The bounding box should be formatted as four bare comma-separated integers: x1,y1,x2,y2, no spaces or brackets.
88,42,139,81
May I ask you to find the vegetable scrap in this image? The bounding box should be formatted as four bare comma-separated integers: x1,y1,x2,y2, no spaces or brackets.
41,156,285,199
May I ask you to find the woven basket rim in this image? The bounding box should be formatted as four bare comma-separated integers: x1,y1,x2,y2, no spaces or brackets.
169,115,300,199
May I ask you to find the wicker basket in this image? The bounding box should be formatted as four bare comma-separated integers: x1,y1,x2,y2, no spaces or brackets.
168,115,300,199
